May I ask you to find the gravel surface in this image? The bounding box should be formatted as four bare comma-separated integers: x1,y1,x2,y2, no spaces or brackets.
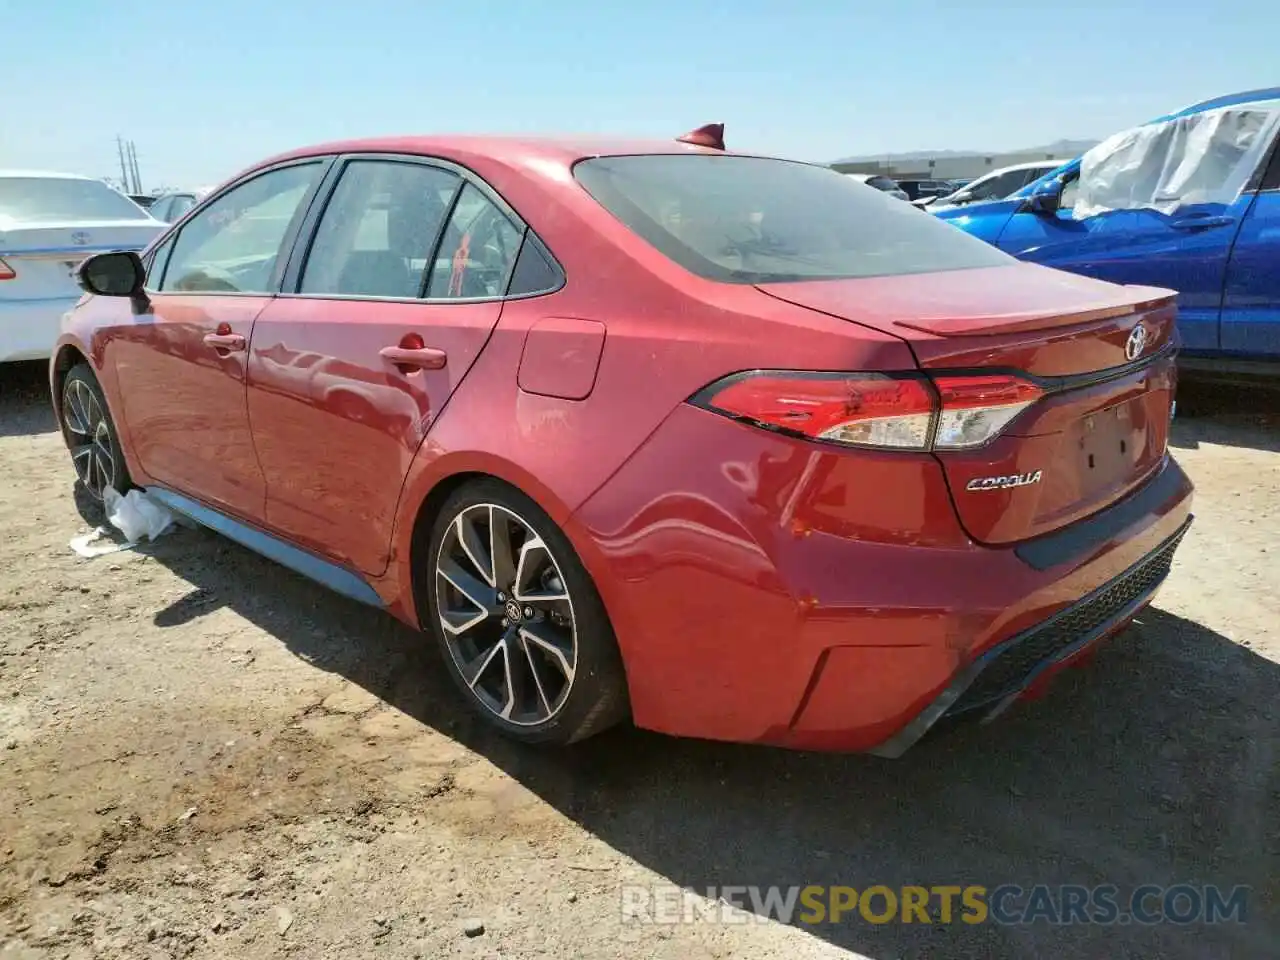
1,363,1276,959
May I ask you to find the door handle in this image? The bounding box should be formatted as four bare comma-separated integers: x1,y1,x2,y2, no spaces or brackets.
1170,215,1235,230
379,345,448,370
203,332,246,351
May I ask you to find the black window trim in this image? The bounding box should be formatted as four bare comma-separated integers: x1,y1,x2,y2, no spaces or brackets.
276,150,564,305
148,156,337,299
504,230,565,299
1249,124,1280,193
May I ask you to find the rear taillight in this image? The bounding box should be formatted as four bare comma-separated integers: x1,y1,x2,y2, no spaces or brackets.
692,370,1043,451
930,374,1044,450
0,258,14,280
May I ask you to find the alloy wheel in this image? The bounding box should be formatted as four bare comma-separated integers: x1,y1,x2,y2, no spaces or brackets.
435,503,578,726
62,378,116,500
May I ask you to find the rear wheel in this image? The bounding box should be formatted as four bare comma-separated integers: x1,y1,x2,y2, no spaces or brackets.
424,479,629,745
60,363,131,503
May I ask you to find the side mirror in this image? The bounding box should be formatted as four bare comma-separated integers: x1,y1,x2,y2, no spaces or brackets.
77,251,145,297
950,190,974,205
1024,178,1064,215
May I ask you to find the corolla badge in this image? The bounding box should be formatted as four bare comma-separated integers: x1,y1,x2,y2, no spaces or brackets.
1125,323,1148,361
966,470,1043,492
70,231,91,246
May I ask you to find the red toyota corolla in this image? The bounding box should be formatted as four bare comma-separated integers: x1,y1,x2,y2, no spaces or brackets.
52,126,1193,756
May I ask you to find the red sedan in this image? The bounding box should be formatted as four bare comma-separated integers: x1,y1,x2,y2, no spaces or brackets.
52,126,1193,755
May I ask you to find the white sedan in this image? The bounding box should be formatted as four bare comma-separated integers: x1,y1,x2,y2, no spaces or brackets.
0,171,165,363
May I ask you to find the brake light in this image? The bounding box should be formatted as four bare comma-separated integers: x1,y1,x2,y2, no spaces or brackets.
0,258,14,280
692,371,1043,451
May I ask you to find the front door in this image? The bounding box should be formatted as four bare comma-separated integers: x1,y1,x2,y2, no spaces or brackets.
247,158,521,575
1221,139,1280,358
112,160,327,520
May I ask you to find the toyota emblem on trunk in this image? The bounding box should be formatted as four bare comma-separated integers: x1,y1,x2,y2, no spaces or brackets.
1125,323,1148,361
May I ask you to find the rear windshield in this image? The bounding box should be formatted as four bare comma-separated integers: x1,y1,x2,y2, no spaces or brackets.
0,178,150,224
573,155,1012,284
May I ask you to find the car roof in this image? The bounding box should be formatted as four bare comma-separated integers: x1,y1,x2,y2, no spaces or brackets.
261,134,748,172
966,160,1067,184
0,169,95,180
1170,86,1280,118
989,160,1068,173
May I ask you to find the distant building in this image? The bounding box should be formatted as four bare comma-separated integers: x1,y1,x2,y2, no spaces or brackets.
829,140,1099,181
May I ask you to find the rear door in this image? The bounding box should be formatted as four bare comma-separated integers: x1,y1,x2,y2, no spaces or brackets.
112,160,328,520
1220,139,1280,358
247,156,525,575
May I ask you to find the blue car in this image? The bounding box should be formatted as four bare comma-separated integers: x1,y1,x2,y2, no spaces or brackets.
934,87,1280,380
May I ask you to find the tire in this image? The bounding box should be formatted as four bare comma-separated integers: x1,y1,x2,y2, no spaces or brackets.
59,363,132,503
424,478,629,745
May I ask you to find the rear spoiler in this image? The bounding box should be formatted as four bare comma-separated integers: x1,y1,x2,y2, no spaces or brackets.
895,288,1176,337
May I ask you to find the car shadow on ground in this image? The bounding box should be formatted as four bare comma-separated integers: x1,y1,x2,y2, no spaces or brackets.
0,361,57,438
118,512,1277,960
1170,379,1280,453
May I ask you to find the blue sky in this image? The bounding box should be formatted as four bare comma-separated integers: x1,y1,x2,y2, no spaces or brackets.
3,0,1275,189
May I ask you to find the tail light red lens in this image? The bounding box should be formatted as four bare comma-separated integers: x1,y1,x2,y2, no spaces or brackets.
692,370,1044,451
0,258,15,281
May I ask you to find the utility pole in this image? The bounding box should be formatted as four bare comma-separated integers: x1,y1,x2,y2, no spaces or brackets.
128,140,142,194
116,136,130,191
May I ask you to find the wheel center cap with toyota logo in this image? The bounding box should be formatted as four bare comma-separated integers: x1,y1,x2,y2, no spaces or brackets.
505,599,523,623
1125,323,1148,361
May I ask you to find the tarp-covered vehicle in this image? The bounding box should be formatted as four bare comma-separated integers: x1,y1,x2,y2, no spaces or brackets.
934,88,1280,378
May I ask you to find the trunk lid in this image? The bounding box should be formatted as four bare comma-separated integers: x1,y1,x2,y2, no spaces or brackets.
757,263,1179,546
0,220,164,301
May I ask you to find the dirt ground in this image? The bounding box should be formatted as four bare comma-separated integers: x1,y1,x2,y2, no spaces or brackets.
1,361,1276,960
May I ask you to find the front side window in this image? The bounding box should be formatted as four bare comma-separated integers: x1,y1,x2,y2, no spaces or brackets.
0,177,151,224
148,197,173,222
170,195,197,221
1074,103,1280,219
968,170,1023,201
300,160,460,298
146,236,175,289
161,163,321,294
574,154,1013,284
426,184,523,299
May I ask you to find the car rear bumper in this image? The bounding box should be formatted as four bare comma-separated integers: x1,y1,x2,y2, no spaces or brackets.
867,516,1190,757
0,296,77,363
571,402,1194,754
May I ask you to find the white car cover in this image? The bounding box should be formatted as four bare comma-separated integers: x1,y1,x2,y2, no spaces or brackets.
1072,99,1280,220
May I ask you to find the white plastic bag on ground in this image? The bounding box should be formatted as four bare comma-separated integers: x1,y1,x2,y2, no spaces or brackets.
69,527,129,558
103,487,175,544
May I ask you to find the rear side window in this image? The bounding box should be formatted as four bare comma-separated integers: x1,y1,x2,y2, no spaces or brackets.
426,184,522,299
300,160,460,298
0,177,150,223
574,155,1012,284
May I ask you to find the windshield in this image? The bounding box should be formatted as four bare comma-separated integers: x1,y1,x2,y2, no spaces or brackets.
573,155,1013,284
0,177,151,224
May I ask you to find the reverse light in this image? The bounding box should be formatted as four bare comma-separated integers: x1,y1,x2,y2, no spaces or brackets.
692,370,1044,451
0,258,15,280
930,374,1044,450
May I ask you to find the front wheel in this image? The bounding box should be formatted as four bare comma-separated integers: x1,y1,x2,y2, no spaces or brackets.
59,363,132,503
424,479,629,745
